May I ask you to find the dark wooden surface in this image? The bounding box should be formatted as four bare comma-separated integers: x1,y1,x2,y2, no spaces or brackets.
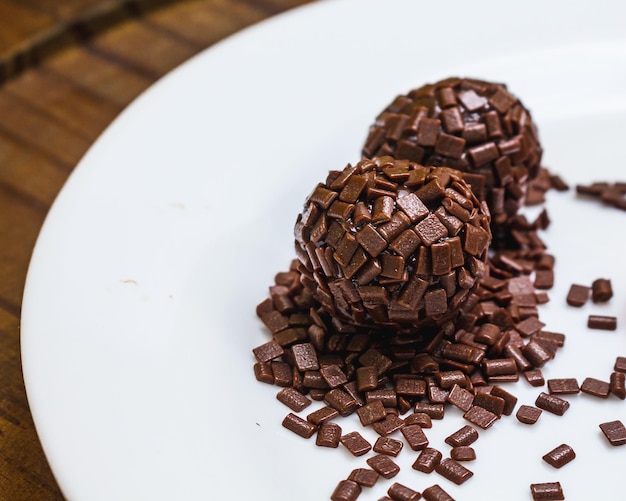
0,1,314,498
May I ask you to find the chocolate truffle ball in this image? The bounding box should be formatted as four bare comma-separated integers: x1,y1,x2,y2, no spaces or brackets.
294,156,491,331
362,77,542,229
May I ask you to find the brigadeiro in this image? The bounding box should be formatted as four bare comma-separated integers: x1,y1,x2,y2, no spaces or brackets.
294,156,491,332
361,77,543,233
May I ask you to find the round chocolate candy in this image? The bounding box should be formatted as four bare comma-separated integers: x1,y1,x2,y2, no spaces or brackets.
294,157,491,331
362,77,542,230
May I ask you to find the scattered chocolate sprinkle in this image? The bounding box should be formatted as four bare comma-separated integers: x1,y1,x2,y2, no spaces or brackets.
253,362,274,384
291,342,319,371
422,484,455,501
542,443,575,468
435,457,473,485
547,378,579,395
355,366,378,392
253,339,284,362
445,425,479,447
473,392,506,417
566,284,590,307
587,315,617,331
447,384,474,411
615,356,626,373
347,468,379,487
340,431,371,457
401,423,429,451
272,361,293,387
450,446,476,461
414,403,445,420
576,181,626,211
276,387,312,412
591,278,613,302
331,480,361,501
516,405,542,424
367,454,401,479
522,340,552,367
516,316,545,337
490,386,518,415
316,422,342,448
388,482,421,501
609,371,626,399
307,406,338,425
535,392,569,416
320,364,349,388
580,377,610,398
372,414,405,436
463,405,498,429
549,174,569,192
412,447,443,474
326,388,358,417
599,420,626,446
366,388,397,408
530,482,565,501
404,412,432,428
536,330,565,347
356,400,386,426
524,369,545,387
282,412,317,438
373,436,404,457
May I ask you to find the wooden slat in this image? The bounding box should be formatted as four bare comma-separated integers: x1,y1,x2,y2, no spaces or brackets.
16,0,126,21
0,188,48,313
0,1,54,54
3,67,122,140
86,18,200,79
144,0,267,48
43,45,153,107
0,308,64,501
254,0,313,15
0,1,177,83
0,92,91,167
0,131,72,209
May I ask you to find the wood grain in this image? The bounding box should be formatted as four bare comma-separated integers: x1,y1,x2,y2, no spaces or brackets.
0,0,314,499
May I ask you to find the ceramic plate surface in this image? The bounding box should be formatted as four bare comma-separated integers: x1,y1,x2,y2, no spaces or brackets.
22,0,626,499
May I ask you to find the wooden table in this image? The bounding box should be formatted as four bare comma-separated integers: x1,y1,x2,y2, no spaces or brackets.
0,1,313,498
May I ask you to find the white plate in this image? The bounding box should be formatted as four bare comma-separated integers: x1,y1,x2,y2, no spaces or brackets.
21,0,626,499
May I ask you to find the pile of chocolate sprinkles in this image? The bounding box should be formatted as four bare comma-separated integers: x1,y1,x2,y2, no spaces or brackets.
362,77,543,231
253,188,562,498
251,77,625,500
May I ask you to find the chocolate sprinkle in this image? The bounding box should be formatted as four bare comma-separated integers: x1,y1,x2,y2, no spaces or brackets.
599,420,626,446
530,482,565,501
542,443,576,468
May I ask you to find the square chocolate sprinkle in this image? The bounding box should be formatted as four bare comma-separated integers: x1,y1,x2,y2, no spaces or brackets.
435,458,473,485
340,431,372,456
366,454,401,479
516,405,542,425
599,420,626,446
373,436,404,457
580,377,610,398
347,468,379,487
542,443,576,469
547,378,580,395
463,405,498,429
